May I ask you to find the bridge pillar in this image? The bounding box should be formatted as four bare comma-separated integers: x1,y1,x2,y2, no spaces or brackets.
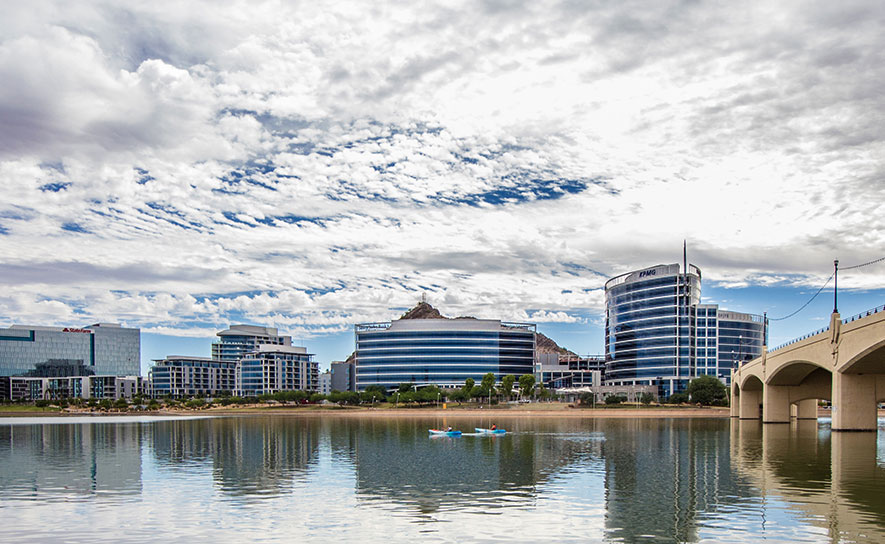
794,399,818,420
763,385,791,423
832,373,877,431
739,389,761,419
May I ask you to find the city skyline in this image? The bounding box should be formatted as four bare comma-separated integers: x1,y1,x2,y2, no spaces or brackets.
1,2,884,373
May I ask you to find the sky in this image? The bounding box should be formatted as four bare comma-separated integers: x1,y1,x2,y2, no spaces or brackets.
1,1,883,375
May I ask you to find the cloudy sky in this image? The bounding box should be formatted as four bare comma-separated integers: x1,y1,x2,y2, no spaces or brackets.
2,1,884,372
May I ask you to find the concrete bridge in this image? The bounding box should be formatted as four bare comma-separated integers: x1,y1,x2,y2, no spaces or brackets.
731,305,885,431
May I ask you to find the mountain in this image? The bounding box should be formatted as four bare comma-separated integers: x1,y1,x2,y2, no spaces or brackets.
340,302,575,360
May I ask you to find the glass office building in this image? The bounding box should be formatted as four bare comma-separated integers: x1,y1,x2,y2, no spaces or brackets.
149,356,237,398
238,345,318,396
355,319,536,391
212,325,291,363
0,323,139,377
605,264,765,397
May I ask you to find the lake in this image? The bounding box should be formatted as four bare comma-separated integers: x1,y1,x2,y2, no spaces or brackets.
1,414,884,543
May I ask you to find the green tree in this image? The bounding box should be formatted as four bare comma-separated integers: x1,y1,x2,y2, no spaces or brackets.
500,375,516,400
639,392,655,405
148,399,160,411
99,398,113,410
518,374,536,398
668,392,689,404
114,398,129,410
687,375,727,406
604,394,627,405
480,373,496,395
364,385,388,400
398,382,415,393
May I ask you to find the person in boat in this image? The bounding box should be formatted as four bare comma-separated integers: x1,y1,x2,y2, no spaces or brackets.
447,426,453,432
490,424,497,430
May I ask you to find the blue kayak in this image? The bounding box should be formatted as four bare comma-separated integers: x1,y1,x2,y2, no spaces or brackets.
429,429,462,436
475,428,506,434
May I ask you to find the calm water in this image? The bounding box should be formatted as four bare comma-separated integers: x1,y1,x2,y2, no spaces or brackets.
1,415,884,543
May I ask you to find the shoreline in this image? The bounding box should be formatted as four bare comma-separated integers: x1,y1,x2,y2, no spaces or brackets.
3,406,878,419
0,405,730,418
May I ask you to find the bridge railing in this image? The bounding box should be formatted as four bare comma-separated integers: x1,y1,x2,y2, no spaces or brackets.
842,304,885,324
767,304,884,353
770,326,830,352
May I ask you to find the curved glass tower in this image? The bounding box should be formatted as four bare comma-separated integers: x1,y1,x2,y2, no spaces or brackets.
605,263,702,397
605,263,766,398
355,319,536,391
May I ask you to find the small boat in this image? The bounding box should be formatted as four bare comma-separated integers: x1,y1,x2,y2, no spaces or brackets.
475,427,506,434
429,429,462,436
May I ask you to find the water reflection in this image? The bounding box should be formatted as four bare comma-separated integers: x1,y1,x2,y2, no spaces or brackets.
1,415,885,543
340,418,603,514
731,419,885,542
150,417,321,499
599,418,743,543
0,421,142,501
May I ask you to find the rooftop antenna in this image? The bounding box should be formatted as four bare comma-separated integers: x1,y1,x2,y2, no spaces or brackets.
421,292,427,304
683,239,687,274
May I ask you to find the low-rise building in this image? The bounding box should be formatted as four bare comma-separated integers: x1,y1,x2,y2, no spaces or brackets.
318,370,331,395
149,356,237,398
538,354,605,389
555,384,659,404
1,375,143,401
237,345,318,397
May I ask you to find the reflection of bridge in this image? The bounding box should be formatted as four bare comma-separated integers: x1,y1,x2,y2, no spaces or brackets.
731,307,885,430
731,420,885,541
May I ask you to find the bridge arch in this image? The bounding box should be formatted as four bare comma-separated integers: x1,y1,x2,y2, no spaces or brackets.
838,337,885,375
735,375,763,419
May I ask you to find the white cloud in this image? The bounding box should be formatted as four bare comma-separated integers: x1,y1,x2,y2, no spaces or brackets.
0,0,884,350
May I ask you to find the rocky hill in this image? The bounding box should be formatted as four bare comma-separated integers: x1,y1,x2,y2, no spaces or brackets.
340,302,574,359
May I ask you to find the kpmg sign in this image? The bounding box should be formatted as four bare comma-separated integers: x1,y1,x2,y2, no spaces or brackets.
638,269,657,278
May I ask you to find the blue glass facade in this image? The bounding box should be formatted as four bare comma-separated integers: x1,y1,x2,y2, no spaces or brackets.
238,348,318,396
605,264,765,397
605,264,701,397
0,323,139,377
355,320,536,391
212,325,290,363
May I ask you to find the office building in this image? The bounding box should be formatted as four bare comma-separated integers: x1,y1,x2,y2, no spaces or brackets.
149,356,237,398
237,345,318,396
318,371,331,395
537,353,605,389
0,323,139,377
355,318,536,391
1,374,144,401
212,324,291,363
331,360,356,392
605,263,765,397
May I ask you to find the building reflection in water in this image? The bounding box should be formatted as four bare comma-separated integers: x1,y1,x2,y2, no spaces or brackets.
0,421,143,500
600,418,743,543
338,417,604,514
150,416,321,499
731,419,885,542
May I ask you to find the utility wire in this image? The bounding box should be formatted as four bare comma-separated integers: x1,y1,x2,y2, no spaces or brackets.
767,254,884,321
841,255,885,270
768,272,834,321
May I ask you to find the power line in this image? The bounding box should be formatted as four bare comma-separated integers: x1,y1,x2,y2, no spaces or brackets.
768,272,834,321
841,255,885,270
767,254,884,322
